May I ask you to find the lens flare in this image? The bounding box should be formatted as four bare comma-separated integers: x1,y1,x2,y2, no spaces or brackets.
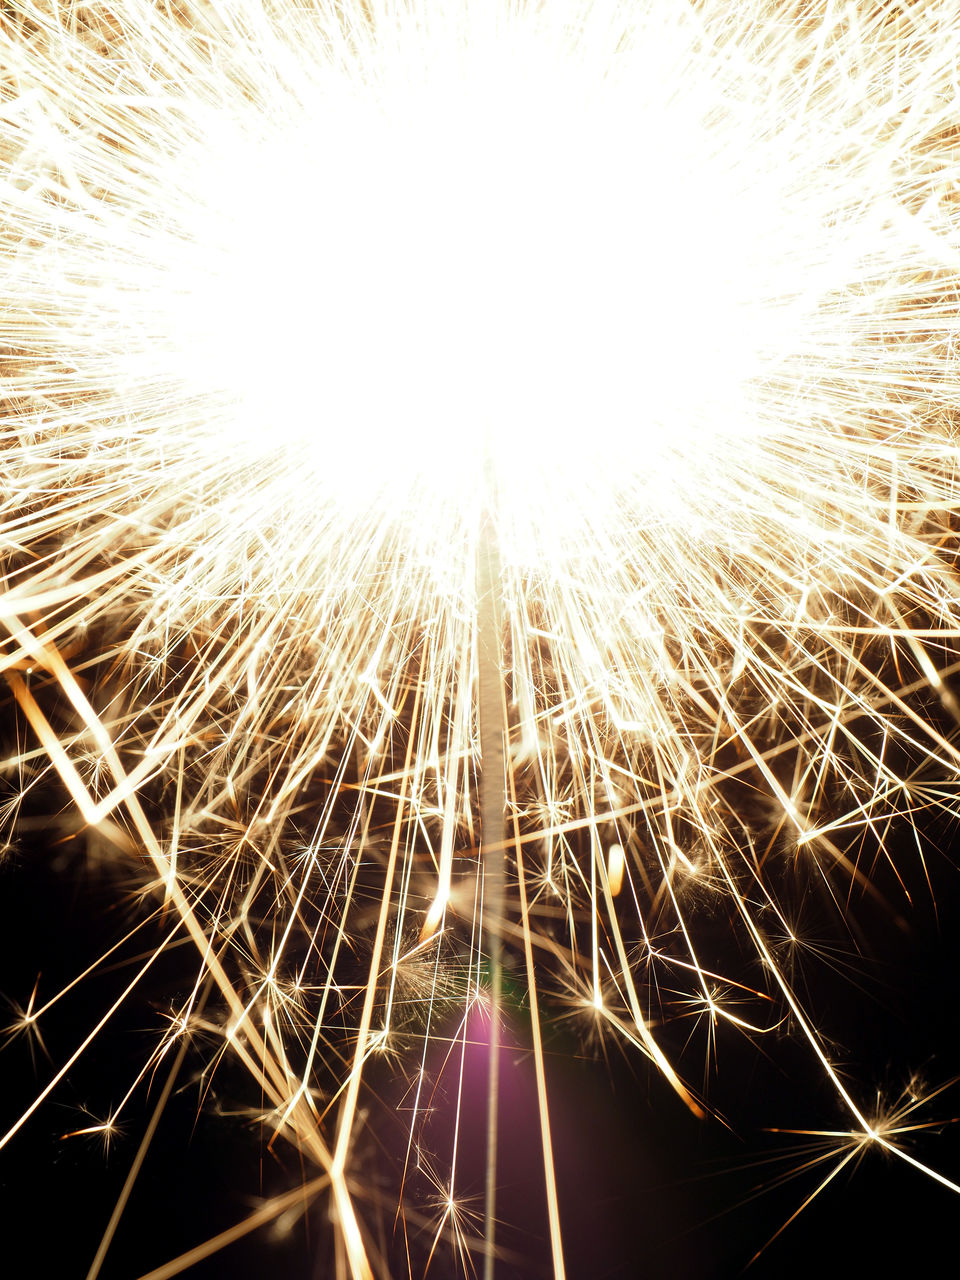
3,1,960,1275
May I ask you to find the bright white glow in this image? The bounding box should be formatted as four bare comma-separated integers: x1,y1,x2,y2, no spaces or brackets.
96,6,828,546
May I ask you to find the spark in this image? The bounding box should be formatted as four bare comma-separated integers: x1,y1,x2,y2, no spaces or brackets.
3,0,960,1275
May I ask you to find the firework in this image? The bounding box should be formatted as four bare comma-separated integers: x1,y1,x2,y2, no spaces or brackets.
3,0,960,1275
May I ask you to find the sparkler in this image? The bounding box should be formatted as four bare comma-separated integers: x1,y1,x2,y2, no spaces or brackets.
3,0,960,1274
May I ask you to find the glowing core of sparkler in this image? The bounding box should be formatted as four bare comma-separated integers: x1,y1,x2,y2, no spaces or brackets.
162,24,792,540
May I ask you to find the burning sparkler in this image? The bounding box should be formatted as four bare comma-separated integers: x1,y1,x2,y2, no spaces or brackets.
3,0,960,1274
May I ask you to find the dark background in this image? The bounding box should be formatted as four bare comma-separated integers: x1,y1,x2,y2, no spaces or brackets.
2,807,959,1280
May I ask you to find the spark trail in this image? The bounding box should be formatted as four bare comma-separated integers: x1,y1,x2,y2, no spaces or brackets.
3,0,960,1275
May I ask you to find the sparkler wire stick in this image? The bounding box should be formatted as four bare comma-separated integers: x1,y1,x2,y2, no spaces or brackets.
476,482,506,1280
